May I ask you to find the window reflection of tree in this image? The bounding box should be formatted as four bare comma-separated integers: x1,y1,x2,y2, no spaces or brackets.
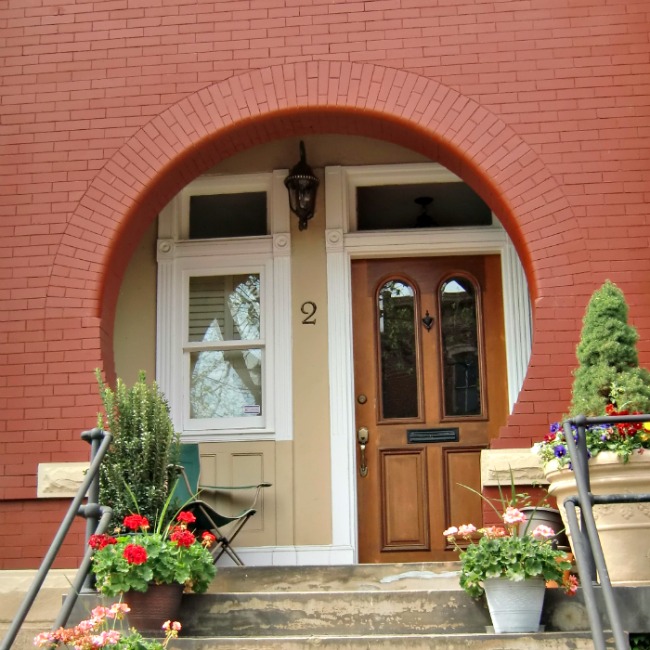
440,278,480,417
378,280,418,419
190,274,262,419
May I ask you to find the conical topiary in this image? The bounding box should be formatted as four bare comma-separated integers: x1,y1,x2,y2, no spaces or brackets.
569,280,650,416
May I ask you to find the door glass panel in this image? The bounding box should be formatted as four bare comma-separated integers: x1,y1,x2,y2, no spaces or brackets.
439,277,481,417
377,280,419,419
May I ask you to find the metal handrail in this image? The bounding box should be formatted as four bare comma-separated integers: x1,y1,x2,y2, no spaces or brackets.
0,428,113,650
562,413,650,650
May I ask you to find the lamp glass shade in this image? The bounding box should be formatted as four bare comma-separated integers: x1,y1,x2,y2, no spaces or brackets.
284,141,319,230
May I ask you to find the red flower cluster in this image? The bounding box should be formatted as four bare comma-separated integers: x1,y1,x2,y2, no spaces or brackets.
605,403,643,437
170,528,196,547
123,543,148,565
123,514,150,531
176,511,196,524
88,533,117,550
169,511,199,547
201,531,216,547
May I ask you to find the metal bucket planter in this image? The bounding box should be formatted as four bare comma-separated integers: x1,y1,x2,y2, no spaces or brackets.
483,576,546,633
519,506,570,549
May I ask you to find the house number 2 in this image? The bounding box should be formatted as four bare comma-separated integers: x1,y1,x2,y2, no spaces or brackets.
301,301,317,325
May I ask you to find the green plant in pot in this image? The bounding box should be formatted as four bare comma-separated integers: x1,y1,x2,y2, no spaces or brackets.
569,280,650,419
96,369,181,527
89,507,217,633
92,371,218,632
535,280,650,467
534,280,650,584
90,512,216,597
444,488,576,634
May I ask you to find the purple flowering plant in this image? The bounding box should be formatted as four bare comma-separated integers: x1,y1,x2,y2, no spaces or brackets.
533,403,650,469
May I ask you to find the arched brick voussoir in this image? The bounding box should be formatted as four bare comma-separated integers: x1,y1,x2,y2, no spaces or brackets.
46,61,587,376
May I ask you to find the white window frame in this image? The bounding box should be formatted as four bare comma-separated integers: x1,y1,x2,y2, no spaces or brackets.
156,171,293,442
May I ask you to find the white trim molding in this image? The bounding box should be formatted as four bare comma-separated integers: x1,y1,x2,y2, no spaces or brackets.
324,163,532,564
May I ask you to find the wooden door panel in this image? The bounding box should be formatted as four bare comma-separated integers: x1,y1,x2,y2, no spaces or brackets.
443,448,483,536
380,448,430,551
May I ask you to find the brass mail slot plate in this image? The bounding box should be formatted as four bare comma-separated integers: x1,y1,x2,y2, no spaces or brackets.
407,428,459,444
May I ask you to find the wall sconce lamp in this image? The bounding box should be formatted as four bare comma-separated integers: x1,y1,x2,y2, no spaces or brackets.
284,141,319,230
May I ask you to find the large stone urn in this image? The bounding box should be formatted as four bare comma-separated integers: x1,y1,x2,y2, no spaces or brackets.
544,450,650,585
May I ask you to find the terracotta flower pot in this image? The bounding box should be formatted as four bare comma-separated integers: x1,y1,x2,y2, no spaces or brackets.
544,450,650,585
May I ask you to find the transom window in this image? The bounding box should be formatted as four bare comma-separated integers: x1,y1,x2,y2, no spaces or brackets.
357,183,491,231
189,192,267,239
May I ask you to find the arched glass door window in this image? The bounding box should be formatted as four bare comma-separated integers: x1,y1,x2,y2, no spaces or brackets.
438,276,484,418
377,279,420,420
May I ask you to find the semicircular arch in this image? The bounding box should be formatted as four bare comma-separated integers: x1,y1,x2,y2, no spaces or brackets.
47,61,586,396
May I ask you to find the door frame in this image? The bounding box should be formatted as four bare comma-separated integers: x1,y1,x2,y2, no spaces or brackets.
324,163,532,563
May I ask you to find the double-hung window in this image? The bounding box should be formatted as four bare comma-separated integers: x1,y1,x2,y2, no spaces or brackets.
156,172,291,441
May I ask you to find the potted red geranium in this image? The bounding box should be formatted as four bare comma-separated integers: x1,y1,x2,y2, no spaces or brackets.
90,511,216,633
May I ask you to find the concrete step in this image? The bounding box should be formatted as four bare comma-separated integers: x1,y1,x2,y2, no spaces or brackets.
67,562,649,649
168,631,615,649
180,589,490,637
211,562,464,593
178,563,482,637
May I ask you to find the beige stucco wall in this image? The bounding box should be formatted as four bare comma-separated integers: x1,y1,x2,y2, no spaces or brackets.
113,218,157,384
109,136,429,550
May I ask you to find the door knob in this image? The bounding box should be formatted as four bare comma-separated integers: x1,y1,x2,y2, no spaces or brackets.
357,427,369,477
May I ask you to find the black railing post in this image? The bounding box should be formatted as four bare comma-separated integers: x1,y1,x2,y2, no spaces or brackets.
561,413,650,650
0,428,112,650
54,505,113,629
80,427,106,544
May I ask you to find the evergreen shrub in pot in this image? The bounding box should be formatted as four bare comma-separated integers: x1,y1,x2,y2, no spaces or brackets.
534,281,650,584
96,369,181,527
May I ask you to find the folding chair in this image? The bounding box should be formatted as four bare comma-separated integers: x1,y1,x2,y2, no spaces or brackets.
172,444,271,566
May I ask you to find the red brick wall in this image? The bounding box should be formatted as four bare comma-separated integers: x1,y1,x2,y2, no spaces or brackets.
1,0,649,567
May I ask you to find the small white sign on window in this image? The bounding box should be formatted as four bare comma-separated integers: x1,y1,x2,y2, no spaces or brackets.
243,405,261,415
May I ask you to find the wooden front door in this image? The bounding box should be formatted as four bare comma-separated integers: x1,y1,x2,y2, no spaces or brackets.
352,256,508,563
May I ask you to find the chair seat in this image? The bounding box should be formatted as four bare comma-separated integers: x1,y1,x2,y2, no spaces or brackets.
186,499,257,530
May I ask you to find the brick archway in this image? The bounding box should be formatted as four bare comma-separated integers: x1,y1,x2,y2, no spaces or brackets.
47,62,586,424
